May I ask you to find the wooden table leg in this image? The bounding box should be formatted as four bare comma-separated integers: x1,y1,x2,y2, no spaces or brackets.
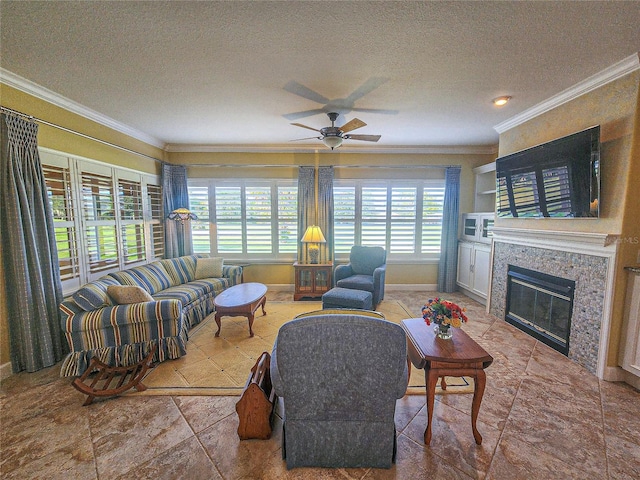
471,368,486,445
214,313,222,337
424,368,440,445
247,296,267,337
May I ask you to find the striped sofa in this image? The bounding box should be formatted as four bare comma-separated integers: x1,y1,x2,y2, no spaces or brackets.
59,254,243,377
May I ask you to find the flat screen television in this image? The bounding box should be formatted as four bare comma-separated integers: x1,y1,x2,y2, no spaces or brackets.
496,126,600,218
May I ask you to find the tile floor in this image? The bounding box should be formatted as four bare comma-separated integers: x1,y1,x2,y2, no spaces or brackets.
1,290,639,479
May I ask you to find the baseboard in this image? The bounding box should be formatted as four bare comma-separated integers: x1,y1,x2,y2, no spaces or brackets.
267,284,437,292
266,284,294,292
386,284,437,291
0,362,12,381
603,365,640,390
456,286,488,306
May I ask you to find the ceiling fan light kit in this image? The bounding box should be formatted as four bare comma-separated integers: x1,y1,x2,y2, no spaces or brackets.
291,111,381,150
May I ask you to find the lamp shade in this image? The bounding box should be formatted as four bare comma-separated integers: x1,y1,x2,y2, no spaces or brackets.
301,225,326,244
168,207,198,222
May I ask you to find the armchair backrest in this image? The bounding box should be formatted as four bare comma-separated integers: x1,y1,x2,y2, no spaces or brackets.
349,245,386,275
272,313,407,420
270,312,408,468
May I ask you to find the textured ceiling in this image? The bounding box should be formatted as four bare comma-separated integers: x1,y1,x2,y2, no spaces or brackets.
1,1,639,152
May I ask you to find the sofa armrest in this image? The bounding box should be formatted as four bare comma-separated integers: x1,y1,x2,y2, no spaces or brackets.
222,265,243,283
334,264,354,284
61,299,183,336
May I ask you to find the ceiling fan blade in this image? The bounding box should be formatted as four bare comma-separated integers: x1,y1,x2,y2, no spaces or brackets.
347,134,381,142
344,77,389,103
291,122,321,132
290,136,321,142
284,81,330,105
339,118,366,133
351,107,399,115
282,108,327,121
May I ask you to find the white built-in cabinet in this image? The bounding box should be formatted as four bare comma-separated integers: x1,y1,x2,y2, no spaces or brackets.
457,241,491,302
619,269,640,385
457,161,496,306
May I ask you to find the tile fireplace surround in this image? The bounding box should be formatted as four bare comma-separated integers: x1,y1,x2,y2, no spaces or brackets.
490,227,618,377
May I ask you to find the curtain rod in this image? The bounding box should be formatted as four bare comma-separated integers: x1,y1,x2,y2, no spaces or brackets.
185,163,455,169
0,106,163,163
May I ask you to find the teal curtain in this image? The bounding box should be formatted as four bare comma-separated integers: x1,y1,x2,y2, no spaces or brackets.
162,164,193,258
0,113,65,373
437,166,461,292
297,166,315,263
317,166,334,264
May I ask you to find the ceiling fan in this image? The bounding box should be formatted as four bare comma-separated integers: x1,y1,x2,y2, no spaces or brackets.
291,112,381,150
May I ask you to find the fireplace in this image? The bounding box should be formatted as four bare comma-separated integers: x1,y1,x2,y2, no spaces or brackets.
505,265,575,356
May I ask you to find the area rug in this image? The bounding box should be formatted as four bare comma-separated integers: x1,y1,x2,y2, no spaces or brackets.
132,300,474,397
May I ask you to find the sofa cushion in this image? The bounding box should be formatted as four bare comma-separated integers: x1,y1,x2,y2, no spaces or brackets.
107,285,154,304
195,256,224,279
160,256,198,284
153,278,230,305
72,276,120,311
336,275,375,293
126,263,174,293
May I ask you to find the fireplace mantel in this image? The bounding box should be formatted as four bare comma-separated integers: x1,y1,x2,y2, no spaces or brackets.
492,226,619,257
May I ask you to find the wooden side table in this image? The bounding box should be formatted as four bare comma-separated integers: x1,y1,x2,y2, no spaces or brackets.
401,318,493,445
293,262,332,300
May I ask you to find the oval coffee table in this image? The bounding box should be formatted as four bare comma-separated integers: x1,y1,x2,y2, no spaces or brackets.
214,282,267,337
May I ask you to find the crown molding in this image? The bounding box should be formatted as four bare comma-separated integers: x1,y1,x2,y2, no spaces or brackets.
0,68,165,149
494,53,640,134
164,143,498,155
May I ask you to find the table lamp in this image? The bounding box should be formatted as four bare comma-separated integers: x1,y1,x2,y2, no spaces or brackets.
301,225,326,264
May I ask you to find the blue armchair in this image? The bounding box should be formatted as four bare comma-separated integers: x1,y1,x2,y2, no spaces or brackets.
334,246,386,308
270,311,408,469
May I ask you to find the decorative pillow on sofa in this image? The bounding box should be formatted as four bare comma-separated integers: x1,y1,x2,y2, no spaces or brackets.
107,285,154,304
72,277,120,311
195,257,224,279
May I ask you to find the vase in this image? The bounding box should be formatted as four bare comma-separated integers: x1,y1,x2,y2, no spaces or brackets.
435,323,453,340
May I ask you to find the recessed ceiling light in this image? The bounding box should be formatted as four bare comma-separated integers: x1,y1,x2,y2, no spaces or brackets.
493,96,512,107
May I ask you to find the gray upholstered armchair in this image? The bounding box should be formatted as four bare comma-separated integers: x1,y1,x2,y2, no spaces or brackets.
334,245,387,308
270,311,408,469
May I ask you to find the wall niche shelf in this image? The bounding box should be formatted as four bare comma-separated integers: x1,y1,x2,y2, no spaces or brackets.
473,162,496,213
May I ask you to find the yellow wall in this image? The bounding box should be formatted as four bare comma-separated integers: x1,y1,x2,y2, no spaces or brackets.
496,71,640,368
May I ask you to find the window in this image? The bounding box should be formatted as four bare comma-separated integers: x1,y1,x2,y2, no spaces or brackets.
42,160,80,291
334,179,444,260
187,180,298,260
118,177,145,265
146,182,164,260
40,149,162,292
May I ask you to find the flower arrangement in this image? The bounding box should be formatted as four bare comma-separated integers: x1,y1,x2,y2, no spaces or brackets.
422,298,468,329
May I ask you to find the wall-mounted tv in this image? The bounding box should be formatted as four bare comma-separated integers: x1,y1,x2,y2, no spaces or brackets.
496,126,600,218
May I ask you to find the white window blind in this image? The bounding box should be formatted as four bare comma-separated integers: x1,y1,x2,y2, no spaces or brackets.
81,170,119,274
118,178,145,265
146,183,164,260
188,180,298,259
334,180,445,260
42,162,80,288
40,148,162,292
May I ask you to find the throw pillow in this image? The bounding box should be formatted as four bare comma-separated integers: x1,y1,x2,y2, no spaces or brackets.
195,256,224,279
107,285,154,304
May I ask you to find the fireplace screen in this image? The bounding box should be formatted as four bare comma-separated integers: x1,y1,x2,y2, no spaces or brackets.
506,266,575,355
